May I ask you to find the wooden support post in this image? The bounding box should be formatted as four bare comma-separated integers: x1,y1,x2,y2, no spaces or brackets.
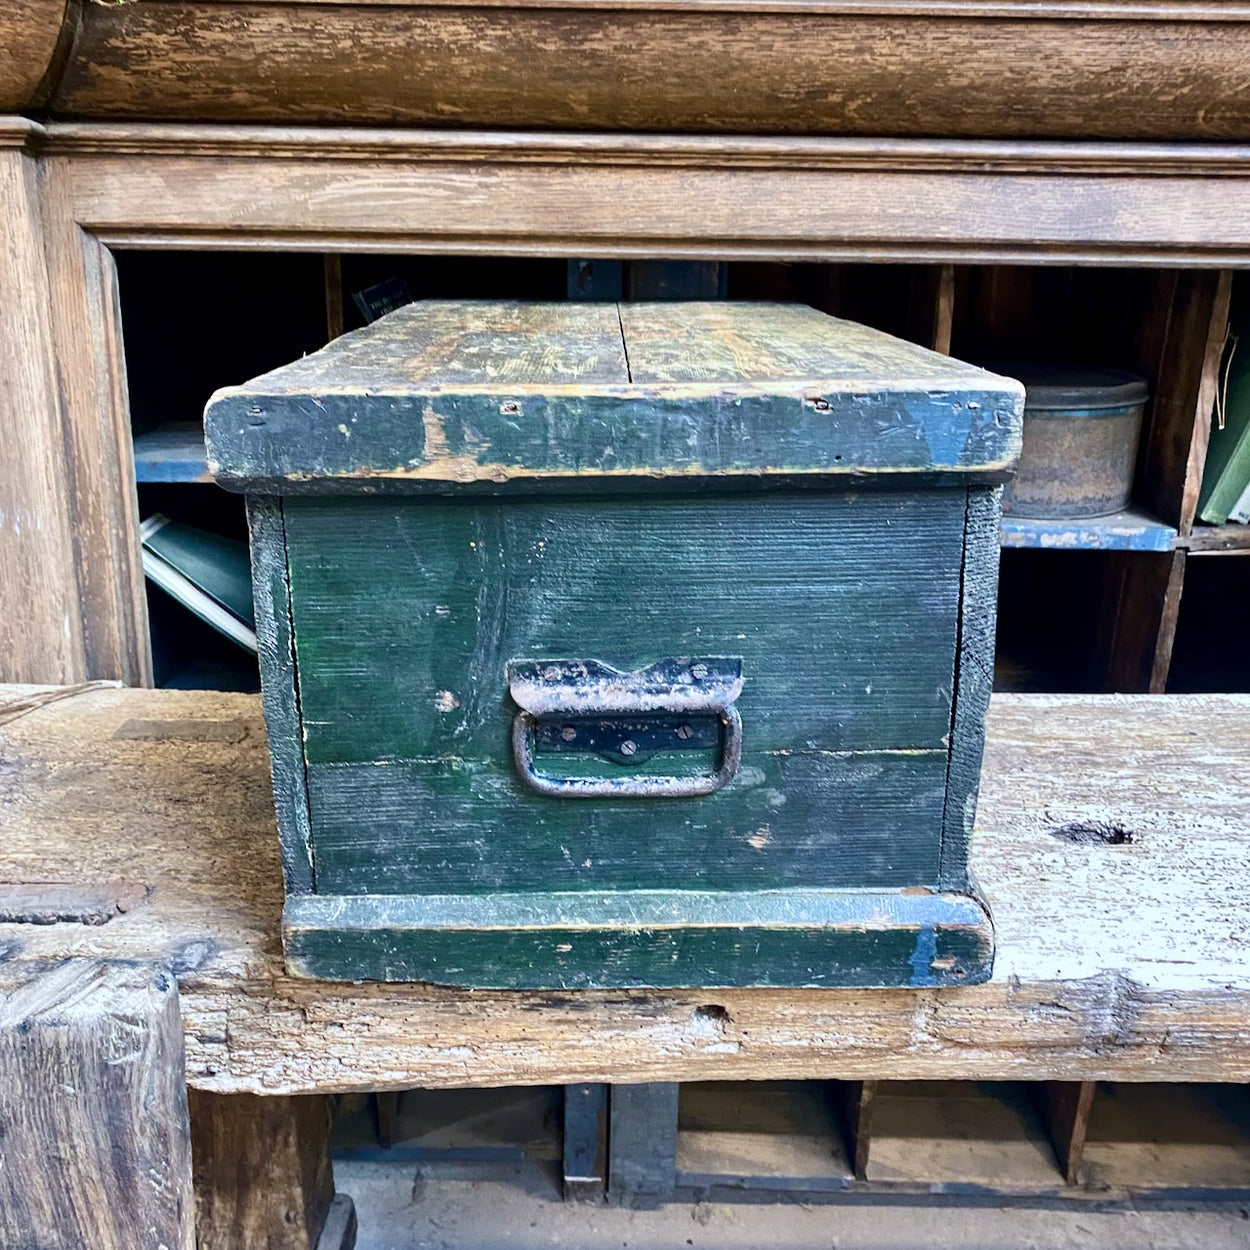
563,1083,609,1201
608,1083,680,1207
189,1090,356,1250
1035,1081,1096,1185
40,155,152,684
323,254,345,341
931,264,956,356
833,1080,878,1181
0,959,195,1249
0,121,87,685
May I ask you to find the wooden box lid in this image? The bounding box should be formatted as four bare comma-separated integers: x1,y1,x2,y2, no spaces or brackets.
204,300,1023,494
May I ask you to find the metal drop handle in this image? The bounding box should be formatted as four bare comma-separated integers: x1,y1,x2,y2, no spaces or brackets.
507,657,744,800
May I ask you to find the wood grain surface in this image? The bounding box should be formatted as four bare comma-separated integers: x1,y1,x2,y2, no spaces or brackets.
0,0,74,112
189,1090,338,1250
0,684,1248,1089
40,126,1250,267
204,301,1022,489
36,2,1250,139
0,138,86,685
0,959,195,1250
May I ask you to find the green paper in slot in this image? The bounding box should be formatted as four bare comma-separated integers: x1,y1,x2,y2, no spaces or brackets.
139,514,257,653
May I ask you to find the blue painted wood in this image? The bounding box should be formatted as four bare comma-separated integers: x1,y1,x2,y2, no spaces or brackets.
133,423,213,484
1000,507,1177,552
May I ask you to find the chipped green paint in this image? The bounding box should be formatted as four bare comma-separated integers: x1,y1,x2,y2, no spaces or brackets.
205,301,1023,493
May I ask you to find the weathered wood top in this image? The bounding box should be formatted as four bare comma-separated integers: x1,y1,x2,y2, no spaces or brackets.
1,683,1247,1093
204,301,1022,491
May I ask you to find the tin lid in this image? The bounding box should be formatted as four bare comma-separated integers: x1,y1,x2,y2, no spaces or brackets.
205,301,1025,494
990,362,1149,413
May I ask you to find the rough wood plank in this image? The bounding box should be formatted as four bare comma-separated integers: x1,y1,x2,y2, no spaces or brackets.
0,132,85,684
205,301,1021,489
0,959,195,1250
45,130,1250,268
43,3,1250,140
2,685,1250,1089
189,1090,343,1250
609,1083,679,1207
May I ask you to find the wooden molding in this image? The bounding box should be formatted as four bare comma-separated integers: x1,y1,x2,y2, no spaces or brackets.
37,124,1250,174
9,126,1247,266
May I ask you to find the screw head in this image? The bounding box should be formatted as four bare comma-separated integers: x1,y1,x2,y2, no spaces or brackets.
560,725,577,742
691,663,709,680
542,665,561,681
676,724,693,740
619,740,638,757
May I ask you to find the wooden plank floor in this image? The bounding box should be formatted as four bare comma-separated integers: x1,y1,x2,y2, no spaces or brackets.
1,684,1248,1093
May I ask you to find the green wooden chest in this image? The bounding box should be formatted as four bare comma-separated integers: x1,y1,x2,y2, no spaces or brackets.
204,301,1023,989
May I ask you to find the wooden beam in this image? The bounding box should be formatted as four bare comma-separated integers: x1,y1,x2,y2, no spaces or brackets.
189,1091,352,1250
34,128,1250,267
39,1,1250,141
0,0,76,112
2,684,1250,1090
0,959,195,1249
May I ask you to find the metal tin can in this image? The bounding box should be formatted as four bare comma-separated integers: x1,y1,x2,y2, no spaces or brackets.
997,364,1149,518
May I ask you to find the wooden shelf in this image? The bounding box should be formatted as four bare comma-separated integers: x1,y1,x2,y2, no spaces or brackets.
1180,523,1250,554
133,422,212,484
1000,508,1176,553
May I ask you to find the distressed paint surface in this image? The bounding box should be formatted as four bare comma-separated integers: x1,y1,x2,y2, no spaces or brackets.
282,889,993,988
213,301,1017,986
204,301,1024,491
283,491,963,904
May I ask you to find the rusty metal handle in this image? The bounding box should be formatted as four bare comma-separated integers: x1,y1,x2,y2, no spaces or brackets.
511,706,742,799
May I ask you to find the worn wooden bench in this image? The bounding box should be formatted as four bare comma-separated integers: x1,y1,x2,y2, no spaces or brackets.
2,683,1248,1239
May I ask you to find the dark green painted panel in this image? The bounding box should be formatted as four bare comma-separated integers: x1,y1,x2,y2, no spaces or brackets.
286,491,963,764
282,887,994,988
286,489,963,897
307,748,949,895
